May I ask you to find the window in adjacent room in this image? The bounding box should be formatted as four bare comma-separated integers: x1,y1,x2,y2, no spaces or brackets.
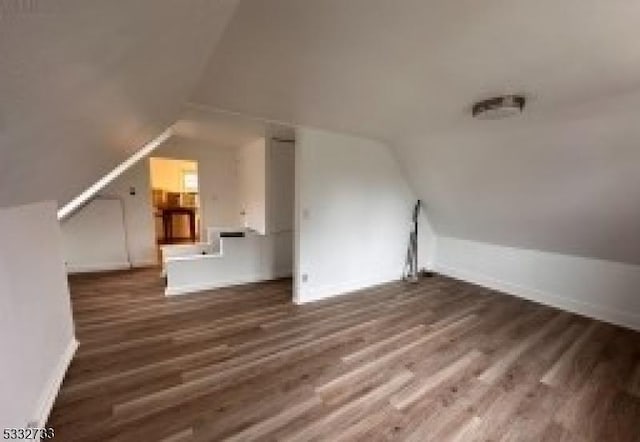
183,170,198,193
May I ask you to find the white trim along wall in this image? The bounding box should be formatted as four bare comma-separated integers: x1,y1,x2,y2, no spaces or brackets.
434,236,640,331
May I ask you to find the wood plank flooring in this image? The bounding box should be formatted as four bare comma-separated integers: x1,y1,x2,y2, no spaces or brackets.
48,268,640,441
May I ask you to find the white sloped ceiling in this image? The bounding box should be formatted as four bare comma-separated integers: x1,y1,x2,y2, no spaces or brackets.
0,0,239,209
191,0,640,265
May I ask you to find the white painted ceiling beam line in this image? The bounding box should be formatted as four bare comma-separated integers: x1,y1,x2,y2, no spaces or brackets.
57,127,173,221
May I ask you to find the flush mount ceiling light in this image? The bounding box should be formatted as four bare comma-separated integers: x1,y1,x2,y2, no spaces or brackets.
472,94,526,120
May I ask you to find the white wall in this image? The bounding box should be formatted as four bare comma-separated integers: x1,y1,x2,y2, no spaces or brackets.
435,237,640,331
0,202,76,429
266,139,295,234
417,211,437,270
294,127,433,303
165,231,292,295
102,161,157,266
61,157,158,272
237,135,296,236
238,138,267,234
265,138,295,278
61,198,130,273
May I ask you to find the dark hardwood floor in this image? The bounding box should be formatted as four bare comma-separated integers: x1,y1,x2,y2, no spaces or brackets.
48,268,640,441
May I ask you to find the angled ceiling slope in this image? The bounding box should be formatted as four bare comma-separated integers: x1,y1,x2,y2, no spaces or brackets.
0,0,239,209
173,105,296,147
193,0,640,265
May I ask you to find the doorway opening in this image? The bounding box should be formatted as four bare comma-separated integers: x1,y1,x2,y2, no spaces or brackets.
149,157,200,246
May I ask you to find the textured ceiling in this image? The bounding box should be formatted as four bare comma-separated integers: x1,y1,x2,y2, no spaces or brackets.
192,0,640,264
0,0,239,209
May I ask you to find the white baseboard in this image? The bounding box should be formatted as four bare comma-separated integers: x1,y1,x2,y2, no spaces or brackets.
435,264,640,332
32,337,78,428
67,259,158,274
131,259,159,268
66,262,131,274
294,274,401,304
